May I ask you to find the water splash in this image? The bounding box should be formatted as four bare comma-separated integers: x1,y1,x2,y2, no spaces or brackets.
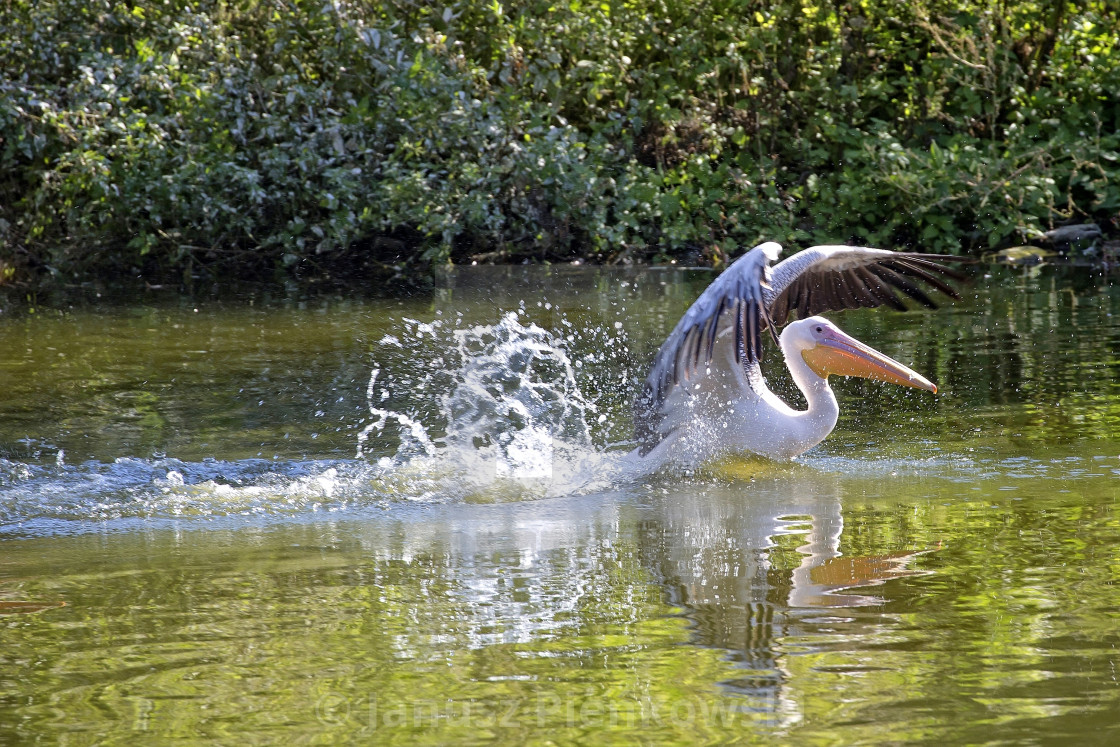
358,311,620,501
357,368,437,461
0,310,641,537
0,457,381,536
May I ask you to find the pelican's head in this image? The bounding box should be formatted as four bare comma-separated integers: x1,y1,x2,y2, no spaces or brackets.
781,316,937,393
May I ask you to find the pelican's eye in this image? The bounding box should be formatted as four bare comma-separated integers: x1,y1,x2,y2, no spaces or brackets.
814,325,824,333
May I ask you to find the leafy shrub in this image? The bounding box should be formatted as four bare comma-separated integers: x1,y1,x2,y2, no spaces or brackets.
0,0,1116,283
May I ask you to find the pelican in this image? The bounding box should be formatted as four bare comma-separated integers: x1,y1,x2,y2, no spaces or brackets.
634,242,965,465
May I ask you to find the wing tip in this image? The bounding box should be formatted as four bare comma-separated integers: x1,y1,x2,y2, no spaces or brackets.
757,241,783,263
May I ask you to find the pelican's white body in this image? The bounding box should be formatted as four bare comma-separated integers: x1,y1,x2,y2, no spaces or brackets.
638,317,840,465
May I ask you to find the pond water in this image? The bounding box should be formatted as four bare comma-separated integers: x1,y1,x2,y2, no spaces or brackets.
1,264,1119,744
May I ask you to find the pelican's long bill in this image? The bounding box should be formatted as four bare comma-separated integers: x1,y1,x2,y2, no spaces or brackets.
801,326,938,393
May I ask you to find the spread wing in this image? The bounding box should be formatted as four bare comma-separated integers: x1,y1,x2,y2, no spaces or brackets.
765,245,966,327
633,242,966,453
638,242,781,414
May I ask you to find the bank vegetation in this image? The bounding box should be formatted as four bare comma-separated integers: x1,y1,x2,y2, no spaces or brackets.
1,0,1116,285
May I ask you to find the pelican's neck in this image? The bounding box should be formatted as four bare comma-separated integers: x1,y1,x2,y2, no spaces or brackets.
779,335,840,453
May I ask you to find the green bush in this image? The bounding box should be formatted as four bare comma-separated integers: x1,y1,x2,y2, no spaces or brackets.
0,0,1116,283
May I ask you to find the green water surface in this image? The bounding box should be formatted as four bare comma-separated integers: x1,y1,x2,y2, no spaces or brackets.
1,266,1119,744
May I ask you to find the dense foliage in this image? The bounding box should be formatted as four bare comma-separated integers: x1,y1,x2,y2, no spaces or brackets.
0,0,1117,283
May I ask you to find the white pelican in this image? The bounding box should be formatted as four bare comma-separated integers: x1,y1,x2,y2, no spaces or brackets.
634,242,965,464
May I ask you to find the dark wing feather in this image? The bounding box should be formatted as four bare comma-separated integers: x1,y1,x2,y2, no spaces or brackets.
765,246,966,326
870,264,937,308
